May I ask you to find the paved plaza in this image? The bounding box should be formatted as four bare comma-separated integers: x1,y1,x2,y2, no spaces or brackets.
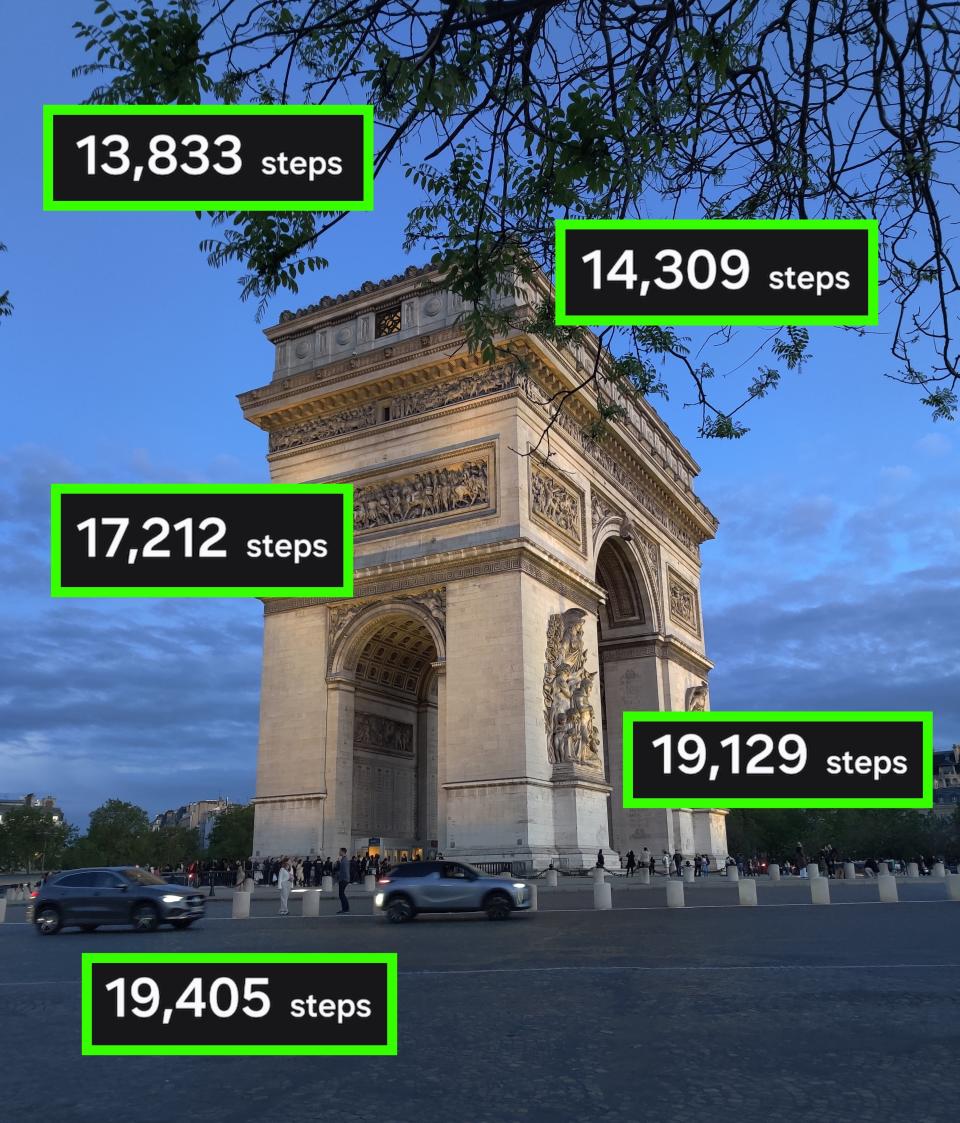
2,880,959,1122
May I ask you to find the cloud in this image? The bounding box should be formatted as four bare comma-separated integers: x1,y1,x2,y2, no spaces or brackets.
915,433,952,457
0,444,263,825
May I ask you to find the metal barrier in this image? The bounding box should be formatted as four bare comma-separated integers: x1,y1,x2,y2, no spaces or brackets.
472,861,514,875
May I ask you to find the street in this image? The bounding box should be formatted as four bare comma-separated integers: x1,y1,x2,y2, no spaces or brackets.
2,880,959,1121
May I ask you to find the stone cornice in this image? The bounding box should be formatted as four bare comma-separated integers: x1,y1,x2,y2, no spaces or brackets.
599,633,714,675
262,537,606,617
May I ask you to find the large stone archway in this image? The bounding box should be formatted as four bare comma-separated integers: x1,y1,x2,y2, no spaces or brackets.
333,607,442,861
245,265,725,871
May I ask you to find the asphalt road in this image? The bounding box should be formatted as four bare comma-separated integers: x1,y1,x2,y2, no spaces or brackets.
2,890,959,1122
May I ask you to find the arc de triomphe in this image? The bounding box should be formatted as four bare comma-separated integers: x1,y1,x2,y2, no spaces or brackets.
239,266,728,869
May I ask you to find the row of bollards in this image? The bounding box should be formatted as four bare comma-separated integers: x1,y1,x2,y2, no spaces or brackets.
586,870,960,909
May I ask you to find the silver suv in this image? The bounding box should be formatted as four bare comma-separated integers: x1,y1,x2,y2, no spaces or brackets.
374,860,532,922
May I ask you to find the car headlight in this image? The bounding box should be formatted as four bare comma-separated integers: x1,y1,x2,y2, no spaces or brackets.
512,883,525,889
374,893,384,907
162,894,185,904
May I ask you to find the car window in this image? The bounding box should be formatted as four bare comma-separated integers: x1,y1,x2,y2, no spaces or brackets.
390,863,437,879
92,871,126,888
441,863,470,879
56,872,97,887
120,868,166,886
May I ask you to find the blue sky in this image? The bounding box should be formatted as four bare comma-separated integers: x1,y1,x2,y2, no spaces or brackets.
1,4,957,827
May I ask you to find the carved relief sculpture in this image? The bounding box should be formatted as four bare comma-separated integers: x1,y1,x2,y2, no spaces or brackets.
354,711,414,756
354,459,488,532
530,463,583,549
668,567,701,637
685,682,709,711
543,608,602,769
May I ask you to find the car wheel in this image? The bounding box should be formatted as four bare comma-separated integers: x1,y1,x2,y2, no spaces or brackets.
484,892,512,920
131,902,160,932
35,906,62,935
170,918,194,929
79,924,98,933
386,895,415,923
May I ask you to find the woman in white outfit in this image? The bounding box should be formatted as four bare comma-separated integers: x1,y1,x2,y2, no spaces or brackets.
277,858,292,915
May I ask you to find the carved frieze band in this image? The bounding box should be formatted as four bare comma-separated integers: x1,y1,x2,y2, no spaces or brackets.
530,458,585,553
352,446,492,535
267,361,519,453
667,566,701,639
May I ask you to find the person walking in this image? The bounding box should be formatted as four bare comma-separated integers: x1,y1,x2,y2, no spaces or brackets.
277,858,292,916
648,852,656,877
625,850,636,877
673,849,683,878
596,849,605,869
336,847,350,914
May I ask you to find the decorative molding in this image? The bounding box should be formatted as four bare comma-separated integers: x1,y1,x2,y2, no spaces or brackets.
264,541,604,618
251,792,326,804
543,608,603,771
598,634,713,675
667,566,702,638
327,586,447,656
354,711,414,757
264,361,519,456
592,488,663,630
529,457,586,553
591,490,618,534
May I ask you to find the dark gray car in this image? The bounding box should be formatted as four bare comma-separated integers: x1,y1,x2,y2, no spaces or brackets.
373,860,532,922
29,867,205,934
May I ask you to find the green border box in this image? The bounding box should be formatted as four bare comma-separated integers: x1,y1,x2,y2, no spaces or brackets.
43,104,374,211
554,218,879,326
622,710,933,809
81,952,398,1056
50,482,354,599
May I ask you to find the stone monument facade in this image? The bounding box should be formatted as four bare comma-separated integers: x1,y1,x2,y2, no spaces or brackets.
239,265,727,869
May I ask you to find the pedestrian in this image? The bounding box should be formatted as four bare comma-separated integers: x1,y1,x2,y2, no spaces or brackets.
673,849,683,877
700,854,710,878
693,853,701,878
336,847,351,914
648,853,656,877
626,850,636,876
277,858,292,915
661,850,670,877
596,849,605,869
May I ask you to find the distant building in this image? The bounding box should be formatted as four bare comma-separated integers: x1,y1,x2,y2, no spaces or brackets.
931,745,960,815
151,798,233,843
0,793,64,826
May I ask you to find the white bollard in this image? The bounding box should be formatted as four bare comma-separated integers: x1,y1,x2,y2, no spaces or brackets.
302,889,320,917
592,866,606,883
527,884,538,912
322,875,333,893
726,865,739,883
593,881,612,910
907,862,920,879
878,874,899,903
945,874,960,901
243,877,255,893
545,869,558,887
364,873,376,893
738,879,758,906
932,862,945,879
0,897,6,924
638,867,650,886
682,865,695,884
666,880,685,908
232,890,251,919
843,862,856,881
878,861,890,876
806,863,820,879
768,863,780,881
810,877,831,905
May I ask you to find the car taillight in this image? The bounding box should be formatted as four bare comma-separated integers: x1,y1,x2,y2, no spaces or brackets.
30,890,39,898
377,878,391,885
